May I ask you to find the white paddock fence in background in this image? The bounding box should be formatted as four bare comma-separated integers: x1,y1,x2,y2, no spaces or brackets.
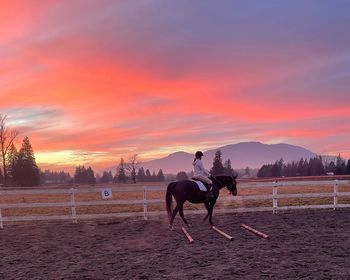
0,180,349,228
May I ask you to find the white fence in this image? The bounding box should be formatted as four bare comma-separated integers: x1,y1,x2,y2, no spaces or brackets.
0,180,349,228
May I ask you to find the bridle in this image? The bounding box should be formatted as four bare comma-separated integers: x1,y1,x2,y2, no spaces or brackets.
211,175,236,193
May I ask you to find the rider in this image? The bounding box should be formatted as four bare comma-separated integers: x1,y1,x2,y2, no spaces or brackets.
192,151,214,201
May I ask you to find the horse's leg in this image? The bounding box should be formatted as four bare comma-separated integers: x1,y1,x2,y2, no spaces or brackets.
209,200,217,225
169,203,181,229
179,204,190,226
203,202,210,221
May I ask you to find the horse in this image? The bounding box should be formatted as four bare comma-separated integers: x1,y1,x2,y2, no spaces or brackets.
166,175,237,227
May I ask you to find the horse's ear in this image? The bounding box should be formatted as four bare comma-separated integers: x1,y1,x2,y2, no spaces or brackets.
233,175,238,179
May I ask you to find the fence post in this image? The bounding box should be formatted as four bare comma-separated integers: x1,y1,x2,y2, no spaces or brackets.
143,186,148,220
0,207,3,229
70,188,77,223
273,181,278,214
333,180,338,210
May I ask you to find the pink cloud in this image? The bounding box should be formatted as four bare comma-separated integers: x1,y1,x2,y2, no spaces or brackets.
1,1,350,172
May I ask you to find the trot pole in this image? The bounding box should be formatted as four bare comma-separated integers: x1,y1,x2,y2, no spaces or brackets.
212,226,234,241
241,224,268,239
181,227,194,243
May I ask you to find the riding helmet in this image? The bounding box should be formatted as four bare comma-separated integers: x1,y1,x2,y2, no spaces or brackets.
195,151,204,158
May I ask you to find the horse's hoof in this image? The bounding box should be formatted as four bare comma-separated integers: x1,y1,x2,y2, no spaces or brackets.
169,224,174,231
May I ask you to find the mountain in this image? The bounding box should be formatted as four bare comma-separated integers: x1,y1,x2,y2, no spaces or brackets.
139,142,316,174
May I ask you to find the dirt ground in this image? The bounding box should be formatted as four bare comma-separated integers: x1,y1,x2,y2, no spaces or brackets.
1,209,350,280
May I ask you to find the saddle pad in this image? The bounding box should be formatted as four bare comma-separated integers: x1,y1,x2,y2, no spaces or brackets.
192,180,207,191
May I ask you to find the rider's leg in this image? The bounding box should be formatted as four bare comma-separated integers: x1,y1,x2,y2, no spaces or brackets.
200,176,214,201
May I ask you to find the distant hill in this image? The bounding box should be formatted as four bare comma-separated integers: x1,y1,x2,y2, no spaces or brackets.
138,141,316,174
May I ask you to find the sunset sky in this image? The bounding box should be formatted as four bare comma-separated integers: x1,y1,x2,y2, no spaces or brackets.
1,0,350,172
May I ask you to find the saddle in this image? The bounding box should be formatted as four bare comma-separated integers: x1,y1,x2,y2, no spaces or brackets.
191,178,209,192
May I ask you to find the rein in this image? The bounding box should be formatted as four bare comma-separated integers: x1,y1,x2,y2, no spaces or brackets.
211,176,226,189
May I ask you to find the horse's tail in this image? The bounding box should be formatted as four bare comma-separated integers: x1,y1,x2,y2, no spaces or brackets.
166,182,176,219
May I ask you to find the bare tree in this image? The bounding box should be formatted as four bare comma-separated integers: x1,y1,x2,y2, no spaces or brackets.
0,115,19,187
126,154,139,184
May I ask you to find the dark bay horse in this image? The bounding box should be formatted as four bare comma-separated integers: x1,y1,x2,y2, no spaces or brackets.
166,175,237,227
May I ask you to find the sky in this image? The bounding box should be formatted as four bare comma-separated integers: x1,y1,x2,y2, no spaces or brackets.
1,0,350,172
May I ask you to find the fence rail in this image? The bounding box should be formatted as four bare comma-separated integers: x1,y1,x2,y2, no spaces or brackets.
0,179,349,228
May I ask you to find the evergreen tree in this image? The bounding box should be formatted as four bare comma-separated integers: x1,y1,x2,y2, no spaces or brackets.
137,167,146,182
100,171,112,183
335,154,346,175
156,169,165,182
210,150,225,175
145,169,152,182
302,159,309,176
271,162,281,177
117,158,127,183
346,159,350,175
6,143,18,185
108,171,113,182
14,137,40,187
74,166,84,183
308,157,324,176
297,158,304,176
326,161,336,174
151,171,157,182
86,167,96,184
224,159,235,176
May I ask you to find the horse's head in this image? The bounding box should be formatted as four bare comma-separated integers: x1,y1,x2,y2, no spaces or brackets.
212,175,238,196
227,175,238,196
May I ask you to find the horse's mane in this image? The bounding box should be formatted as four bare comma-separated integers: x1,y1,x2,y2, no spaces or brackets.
210,175,233,180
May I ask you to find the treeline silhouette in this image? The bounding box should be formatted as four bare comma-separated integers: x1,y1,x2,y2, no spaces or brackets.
97,167,165,184
73,166,97,184
0,136,40,187
257,155,350,178
40,170,71,184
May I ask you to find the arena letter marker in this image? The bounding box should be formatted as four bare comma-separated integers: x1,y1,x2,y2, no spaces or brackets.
212,226,234,241
182,227,194,243
241,224,268,239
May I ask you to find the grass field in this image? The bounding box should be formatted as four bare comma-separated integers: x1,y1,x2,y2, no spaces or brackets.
0,178,349,219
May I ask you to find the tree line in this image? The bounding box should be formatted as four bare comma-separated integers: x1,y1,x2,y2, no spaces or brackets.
98,167,165,184
73,157,166,184
257,155,350,178
40,170,71,184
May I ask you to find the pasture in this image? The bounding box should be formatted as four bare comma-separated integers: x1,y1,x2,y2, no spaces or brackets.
0,209,349,279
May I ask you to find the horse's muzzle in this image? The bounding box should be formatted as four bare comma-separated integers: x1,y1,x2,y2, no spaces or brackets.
232,190,237,196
